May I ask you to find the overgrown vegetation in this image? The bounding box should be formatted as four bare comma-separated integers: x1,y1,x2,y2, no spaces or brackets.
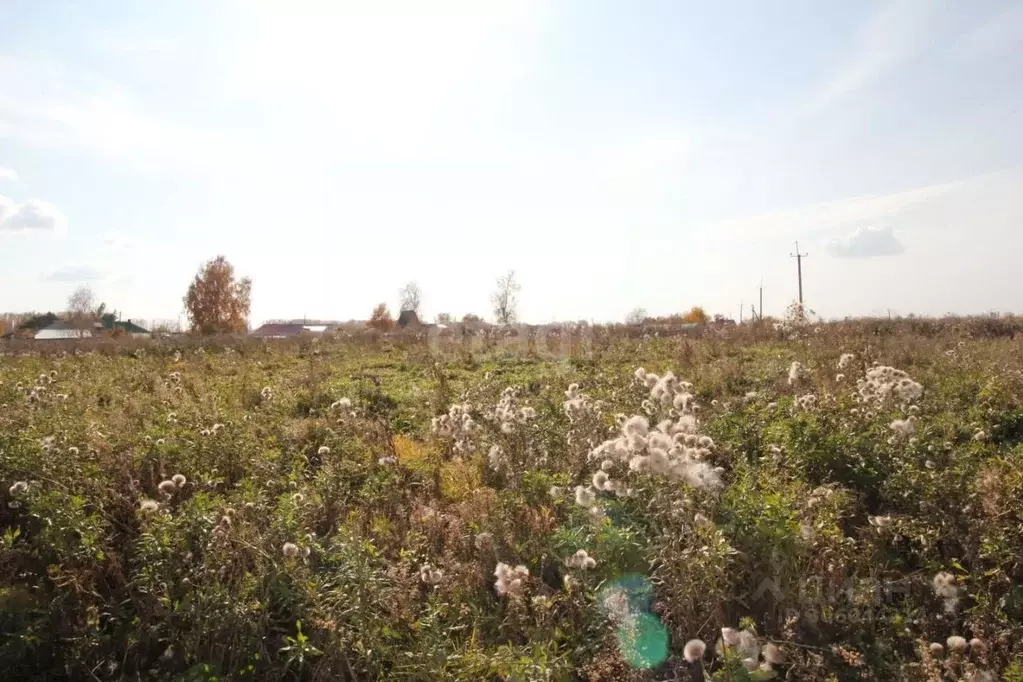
2,322,1023,680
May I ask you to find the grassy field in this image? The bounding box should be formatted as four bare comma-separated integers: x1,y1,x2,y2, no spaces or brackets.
2,324,1023,681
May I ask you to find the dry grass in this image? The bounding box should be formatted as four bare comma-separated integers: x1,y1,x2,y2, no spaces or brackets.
1,319,1023,680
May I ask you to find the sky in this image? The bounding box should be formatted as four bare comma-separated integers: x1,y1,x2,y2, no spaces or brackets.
1,0,1021,325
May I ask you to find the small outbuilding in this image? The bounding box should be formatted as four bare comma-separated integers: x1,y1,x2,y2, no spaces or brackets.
396,310,421,329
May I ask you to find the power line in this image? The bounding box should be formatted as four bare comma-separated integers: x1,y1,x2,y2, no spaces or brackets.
789,242,808,306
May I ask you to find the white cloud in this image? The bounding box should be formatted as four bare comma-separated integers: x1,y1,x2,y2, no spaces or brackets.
827,225,905,259
102,231,137,249
0,167,16,182
0,195,66,232
710,170,1019,243
44,265,105,282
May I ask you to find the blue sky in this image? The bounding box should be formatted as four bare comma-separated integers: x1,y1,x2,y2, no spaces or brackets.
1,0,1021,325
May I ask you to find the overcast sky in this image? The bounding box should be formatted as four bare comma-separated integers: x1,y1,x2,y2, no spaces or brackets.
1,0,1021,324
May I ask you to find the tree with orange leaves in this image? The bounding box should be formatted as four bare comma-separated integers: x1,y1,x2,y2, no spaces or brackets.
366,303,395,331
683,306,709,324
183,255,252,334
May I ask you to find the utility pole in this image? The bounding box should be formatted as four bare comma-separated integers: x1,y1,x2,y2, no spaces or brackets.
758,280,764,322
739,300,743,324
790,242,808,306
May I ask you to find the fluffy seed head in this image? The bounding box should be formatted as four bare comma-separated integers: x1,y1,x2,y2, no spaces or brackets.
171,474,186,487
574,486,596,507
762,643,784,664
494,562,529,596
157,479,177,494
683,639,706,663
946,636,968,654
282,542,300,557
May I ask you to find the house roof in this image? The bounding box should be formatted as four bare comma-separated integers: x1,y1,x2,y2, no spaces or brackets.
116,320,149,333
35,323,92,339
250,323,327,338
396,309,421,328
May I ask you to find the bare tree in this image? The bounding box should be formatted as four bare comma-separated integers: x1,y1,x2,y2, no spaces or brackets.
625,308,647,325
399,281,422,313
490,270,520,325
67,285,97,337
435,312,453,324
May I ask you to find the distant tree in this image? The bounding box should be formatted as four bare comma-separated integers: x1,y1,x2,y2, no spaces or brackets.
435,312,453,324
399,281,422,314
16,312,58,334
149,319,183,334
367,303,395,331
183,255,252,334
625,308,647,325
462,313,484,324
67,285,97,337
490,270,520,325
683,306,709,324
67,285,95,318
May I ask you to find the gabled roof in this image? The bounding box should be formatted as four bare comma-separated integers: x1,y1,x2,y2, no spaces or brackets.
250,323,327,338
396,309,421,328
35,321,92,339
115,319,149,333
